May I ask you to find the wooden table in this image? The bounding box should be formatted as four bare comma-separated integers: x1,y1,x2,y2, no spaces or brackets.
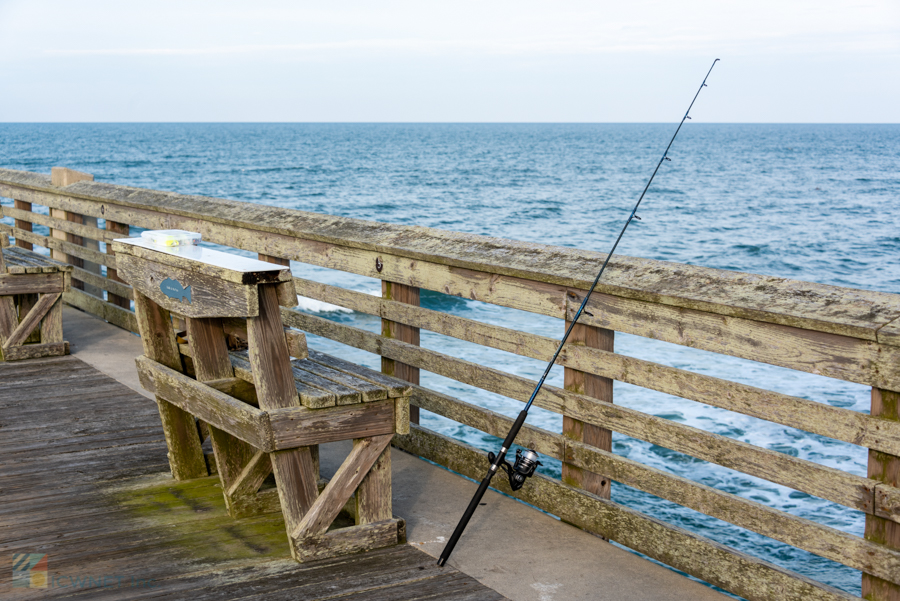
112,237,410,562
0,242,71,361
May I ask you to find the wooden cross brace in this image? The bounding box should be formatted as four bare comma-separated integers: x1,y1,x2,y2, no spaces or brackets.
0,246,67,361
2,292,62,349
291,433,399,562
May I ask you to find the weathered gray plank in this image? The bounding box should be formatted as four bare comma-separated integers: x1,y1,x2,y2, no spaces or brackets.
0,222,116,269
291,359,387,402
305,348,413,398
248,283,318,549
116,253,260,319
71,263,134,299
135,355,271,451
2,203,120,243
0,272,65,295
267,400,396,450
3,292,59,348
292,434,393,538
2,341,67,360
226,348,336,408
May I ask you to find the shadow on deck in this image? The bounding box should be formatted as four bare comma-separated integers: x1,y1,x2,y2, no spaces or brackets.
0,355,507,600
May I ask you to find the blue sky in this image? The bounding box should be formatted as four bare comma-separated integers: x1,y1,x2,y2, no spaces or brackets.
0,0,897,122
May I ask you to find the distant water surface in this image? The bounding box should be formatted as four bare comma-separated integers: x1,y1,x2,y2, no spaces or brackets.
2,123,898,596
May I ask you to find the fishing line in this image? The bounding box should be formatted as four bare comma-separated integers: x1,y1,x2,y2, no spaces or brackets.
437,58,720,567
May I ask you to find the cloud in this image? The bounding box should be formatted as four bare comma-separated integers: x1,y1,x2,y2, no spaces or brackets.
42,31,900,60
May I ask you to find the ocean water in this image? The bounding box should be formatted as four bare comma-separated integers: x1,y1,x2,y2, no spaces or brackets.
2,123,898,596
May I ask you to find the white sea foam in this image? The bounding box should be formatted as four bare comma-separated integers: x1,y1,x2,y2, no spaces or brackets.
295,288,380,313
295,296,351,313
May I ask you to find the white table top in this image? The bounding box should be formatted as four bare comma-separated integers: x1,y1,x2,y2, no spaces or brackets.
114,237,287,274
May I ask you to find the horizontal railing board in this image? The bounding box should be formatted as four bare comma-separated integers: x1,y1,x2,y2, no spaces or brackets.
284,308,882,518
64,288,137,333
410,383,900,582
1,205,119,244
293,277,900,455
411,386,566,460
71,265,134,300
6,182,900,389
396,427,858,601
0,223,116,270
571,289,900,391
1,168,898,344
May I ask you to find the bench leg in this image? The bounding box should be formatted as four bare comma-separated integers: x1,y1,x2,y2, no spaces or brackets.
355,443,392,524
186,316,276,516
41,297,63,344
134,291,207,480
248,284,320,556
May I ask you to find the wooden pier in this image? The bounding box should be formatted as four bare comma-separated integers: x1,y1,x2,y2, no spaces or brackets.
0,354,506,600
3,166,900,600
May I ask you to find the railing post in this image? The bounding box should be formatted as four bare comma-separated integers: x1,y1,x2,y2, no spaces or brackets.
49,167,93,292
258,254,289,266
12,200,33,250
133,290,207,480
80,214,103,298
105,220,131,308
863,387,900,600
562,290,614,502
10,200,38,342
381,280,420,424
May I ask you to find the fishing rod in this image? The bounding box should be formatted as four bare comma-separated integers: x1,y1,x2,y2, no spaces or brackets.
437,58,720,567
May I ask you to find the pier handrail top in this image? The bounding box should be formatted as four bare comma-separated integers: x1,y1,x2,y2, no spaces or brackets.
2,167,899,344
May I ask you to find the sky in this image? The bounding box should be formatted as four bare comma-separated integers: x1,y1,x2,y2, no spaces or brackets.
0,0,898,123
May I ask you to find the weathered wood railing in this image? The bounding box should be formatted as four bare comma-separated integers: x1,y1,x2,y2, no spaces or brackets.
2,167,900,601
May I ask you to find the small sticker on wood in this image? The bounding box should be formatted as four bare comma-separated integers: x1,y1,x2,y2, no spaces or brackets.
160,278,192,304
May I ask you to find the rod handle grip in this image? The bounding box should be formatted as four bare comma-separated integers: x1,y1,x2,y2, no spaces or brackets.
437,470,495,566
438,409,528,566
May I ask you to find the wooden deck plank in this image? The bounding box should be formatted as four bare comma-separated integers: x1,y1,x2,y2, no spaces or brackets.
0,428,164,456
0,355,506,601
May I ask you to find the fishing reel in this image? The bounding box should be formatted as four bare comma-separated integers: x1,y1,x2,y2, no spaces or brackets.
488,448,542,491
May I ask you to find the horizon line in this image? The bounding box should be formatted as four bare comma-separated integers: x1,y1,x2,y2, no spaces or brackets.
1,121,899,126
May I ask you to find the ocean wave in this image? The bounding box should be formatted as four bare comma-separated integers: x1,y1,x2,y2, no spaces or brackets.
295,288,380,313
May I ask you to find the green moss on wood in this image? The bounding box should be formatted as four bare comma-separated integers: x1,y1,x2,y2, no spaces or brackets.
110,475,290,562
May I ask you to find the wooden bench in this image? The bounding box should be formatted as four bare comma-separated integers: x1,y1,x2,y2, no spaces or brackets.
0,235,72,361
112,236,410,562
